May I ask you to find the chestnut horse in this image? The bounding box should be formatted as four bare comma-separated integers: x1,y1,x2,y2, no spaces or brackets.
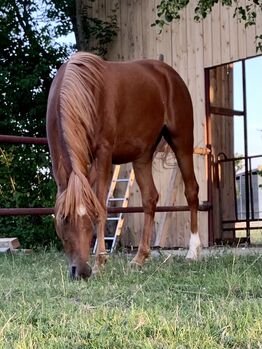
46,52,201,280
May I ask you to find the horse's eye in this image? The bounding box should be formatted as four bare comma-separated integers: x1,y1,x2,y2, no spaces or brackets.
63,216,69,224
59,215,69,225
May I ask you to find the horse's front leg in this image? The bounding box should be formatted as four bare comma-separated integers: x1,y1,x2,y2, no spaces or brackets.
93,145,112,274
130,158,159,266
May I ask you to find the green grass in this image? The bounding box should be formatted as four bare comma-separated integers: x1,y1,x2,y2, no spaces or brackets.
1,250,262,348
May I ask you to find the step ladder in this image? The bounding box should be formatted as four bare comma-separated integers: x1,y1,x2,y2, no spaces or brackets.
93,165,135,253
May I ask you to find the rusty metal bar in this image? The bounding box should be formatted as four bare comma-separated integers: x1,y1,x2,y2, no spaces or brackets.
0,135,48,145
205,68,214,245
223,226,261,232
232,158,238,221
210,106,244,117
0,208,54,216
109,203,211,213
223,218,262,224
0,203,212,216
217,154,262,163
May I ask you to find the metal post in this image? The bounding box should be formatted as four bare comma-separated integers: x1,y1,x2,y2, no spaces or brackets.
205,68,214,245
249,157,255,220
242,60,250,240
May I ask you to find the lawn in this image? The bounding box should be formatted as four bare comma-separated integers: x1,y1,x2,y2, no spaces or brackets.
1,250,262,348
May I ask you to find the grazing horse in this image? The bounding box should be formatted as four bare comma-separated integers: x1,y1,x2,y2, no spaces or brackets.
46,52,201,280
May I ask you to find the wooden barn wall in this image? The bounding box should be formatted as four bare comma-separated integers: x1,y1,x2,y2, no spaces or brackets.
90,0,262,248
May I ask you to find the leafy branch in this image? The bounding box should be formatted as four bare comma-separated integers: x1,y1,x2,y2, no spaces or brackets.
78,0,119,55
154,0,262,52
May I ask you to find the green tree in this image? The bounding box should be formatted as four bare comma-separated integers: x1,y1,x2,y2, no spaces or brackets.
46,0,118,53
0,0,72,247
0,0,119,248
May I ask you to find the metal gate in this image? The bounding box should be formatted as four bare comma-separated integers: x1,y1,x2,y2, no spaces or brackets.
206,59,262,244
216,154,262,243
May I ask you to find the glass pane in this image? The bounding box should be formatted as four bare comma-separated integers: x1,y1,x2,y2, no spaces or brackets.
246,56,262,158
233,61,243,111
234,116,244,158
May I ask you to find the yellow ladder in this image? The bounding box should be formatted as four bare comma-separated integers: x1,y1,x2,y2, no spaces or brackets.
93,165,135,253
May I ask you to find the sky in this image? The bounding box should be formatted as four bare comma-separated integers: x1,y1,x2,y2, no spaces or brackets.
234,56,262,169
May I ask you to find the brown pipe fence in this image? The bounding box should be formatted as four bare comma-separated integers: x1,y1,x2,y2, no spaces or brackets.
0,134,211,217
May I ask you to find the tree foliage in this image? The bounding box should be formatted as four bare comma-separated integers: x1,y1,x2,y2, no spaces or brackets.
0,0,73,247
155,0,262,52
0,0,119,248
0,0,72,136
73,0,119,54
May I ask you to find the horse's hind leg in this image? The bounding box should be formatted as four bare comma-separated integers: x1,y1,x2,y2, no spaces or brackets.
163,128,201,260
130,157,159,266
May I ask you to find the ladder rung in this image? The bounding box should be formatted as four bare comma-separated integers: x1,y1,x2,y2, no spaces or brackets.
104,237,115,240
108,198,125,201
107,217,120,221
115,179,129,182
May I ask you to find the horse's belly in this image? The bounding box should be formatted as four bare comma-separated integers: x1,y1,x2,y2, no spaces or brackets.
112,149,141,164
112,137,158,164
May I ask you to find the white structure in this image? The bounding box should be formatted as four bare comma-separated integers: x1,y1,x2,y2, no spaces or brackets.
236,169,262,219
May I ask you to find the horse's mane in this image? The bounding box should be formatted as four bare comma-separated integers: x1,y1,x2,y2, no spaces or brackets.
56,52,105,224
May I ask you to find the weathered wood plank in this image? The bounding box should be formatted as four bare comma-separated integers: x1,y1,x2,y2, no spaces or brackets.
141,0,157,59
229,4,239,62
172,8,188,83
155,16,172,63
237,0,247,59
211,3,222,66
203,12,213,67
105,0,122,60
154,167,181,247
220,4,231,64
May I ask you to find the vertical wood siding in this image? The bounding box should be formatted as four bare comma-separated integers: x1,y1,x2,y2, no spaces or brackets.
90,0,262,247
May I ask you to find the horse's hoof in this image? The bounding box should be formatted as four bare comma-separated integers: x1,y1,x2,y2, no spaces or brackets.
186,246,202,260
129,259,143,268
93,253,108,274
97,253,108,265
92,264,101,275
186,251,197,261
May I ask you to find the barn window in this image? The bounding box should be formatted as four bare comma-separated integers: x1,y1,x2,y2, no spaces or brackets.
206,56,262,244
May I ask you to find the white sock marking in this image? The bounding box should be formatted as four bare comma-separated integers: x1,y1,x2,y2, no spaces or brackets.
186,232,202,260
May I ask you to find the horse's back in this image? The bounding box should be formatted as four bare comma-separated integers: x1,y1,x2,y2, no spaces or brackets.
103,58,192,129
99,59,192,163
47,53,193,165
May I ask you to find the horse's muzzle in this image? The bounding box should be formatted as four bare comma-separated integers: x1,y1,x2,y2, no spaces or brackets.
69,263,92,280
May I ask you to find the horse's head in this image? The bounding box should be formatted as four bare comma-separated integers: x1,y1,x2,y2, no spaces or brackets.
55,212,93,280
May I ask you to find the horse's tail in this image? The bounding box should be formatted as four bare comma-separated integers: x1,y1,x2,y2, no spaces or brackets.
154,139,177,169
55,52,105,224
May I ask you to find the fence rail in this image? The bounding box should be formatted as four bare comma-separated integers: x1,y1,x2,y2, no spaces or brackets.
0,203,212,217
0,134,211,217
0,135,47,145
